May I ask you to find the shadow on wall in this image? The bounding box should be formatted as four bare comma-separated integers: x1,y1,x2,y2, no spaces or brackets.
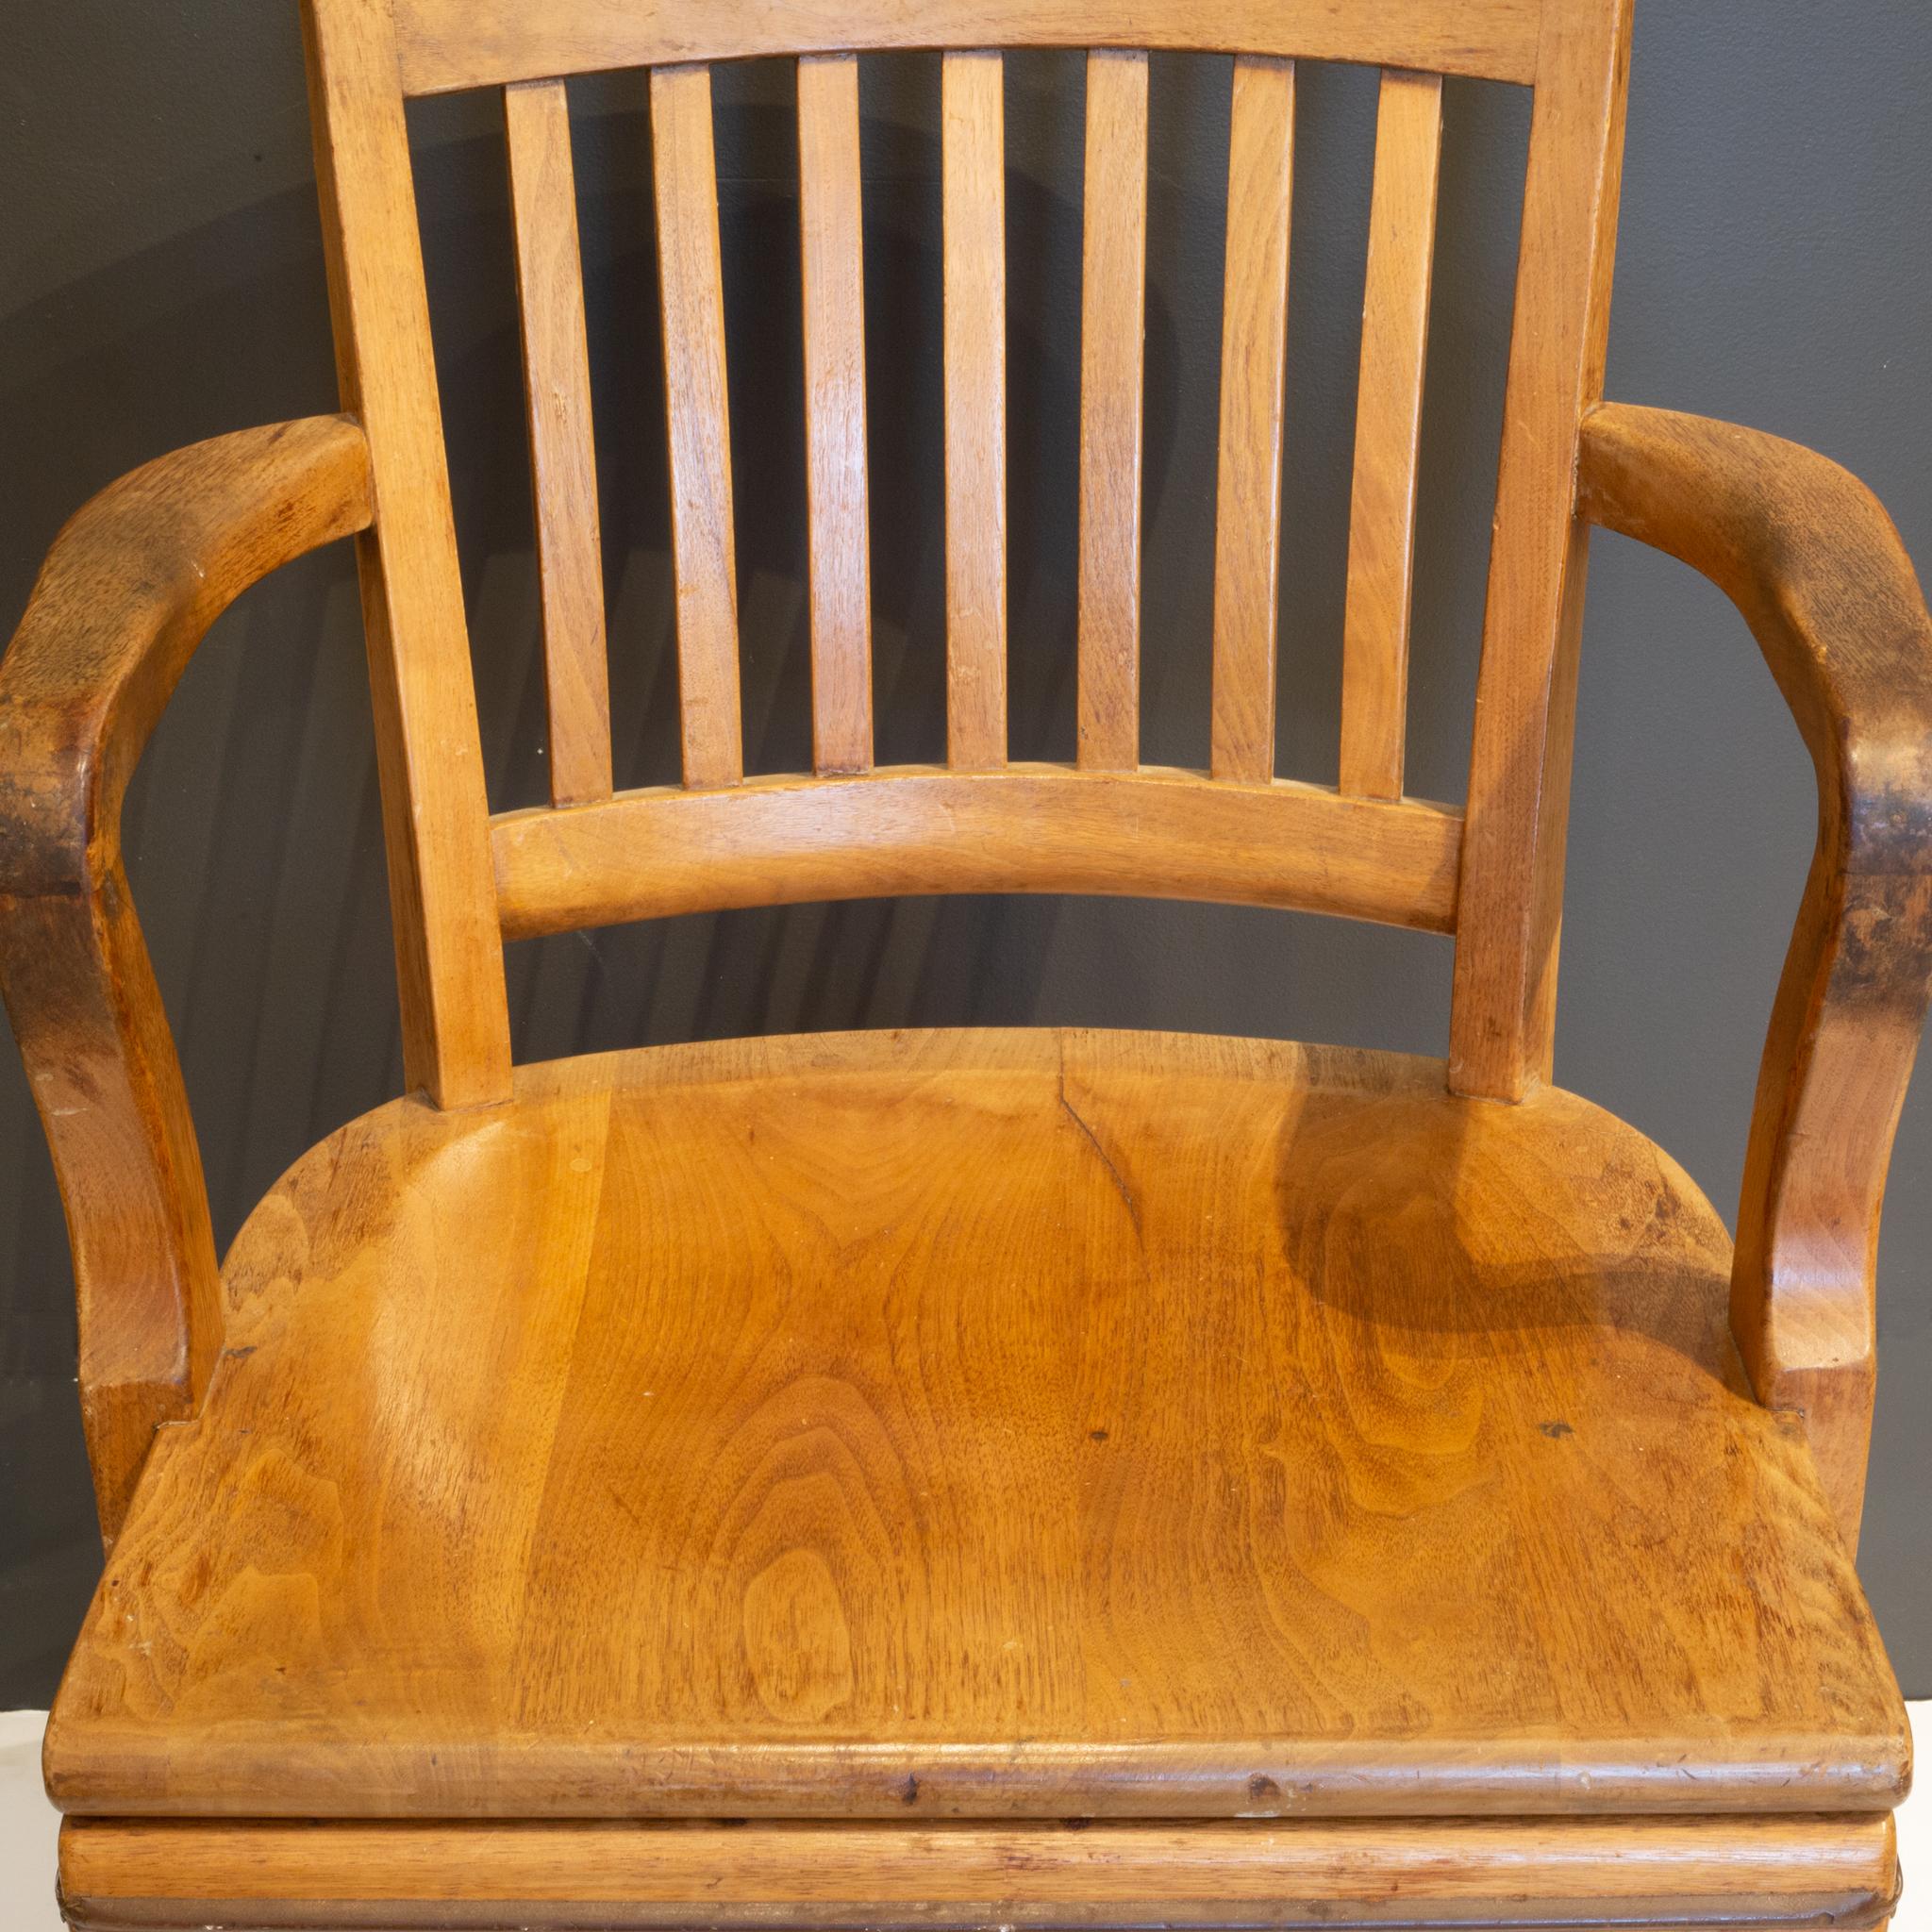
0,56,1535,1705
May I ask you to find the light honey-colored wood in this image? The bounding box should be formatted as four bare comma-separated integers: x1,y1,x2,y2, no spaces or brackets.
942,48,1008,770
1446,0,1631,1099
390,0,1545,96
11,4,1932,1926
1339,67,1442,802
798,53,874,775
42,1031,1907,1824
302,0,513,1107
490,765,1464,938
651,61,744,790
56,1812,1903,1929
1209,56,1294,784
1074,48,1148,773
505,76,613,807
0,419,374,1543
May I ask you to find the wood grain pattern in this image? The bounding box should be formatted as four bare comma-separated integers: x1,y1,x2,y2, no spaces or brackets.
942,50,1008,770
505,76,613,808
56,1812,1902,1929
303,0,514,1108
490,765,1464,939
1075,49,1148,773
1209,57,1294,784
0,419,373,1543
1446,0,1631,1100
1339,68,1442,802
44,1030,1907,1821
798,53,874,775
651,62,744,790
391,0,1544,97
18,11,1932,1926
1579,401,1932,1551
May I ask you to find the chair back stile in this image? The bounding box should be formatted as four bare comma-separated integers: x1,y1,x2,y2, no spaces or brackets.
303,0,514,1109
301,0,1631,1108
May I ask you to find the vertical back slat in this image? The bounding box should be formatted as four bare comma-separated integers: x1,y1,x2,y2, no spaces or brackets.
941,49,1008,771
1338,68,1442,802
651,62,743,791
302,0,511,1108
1449,0,1633,1098
1209,56,1295,785
798,53,874,776
505,77,613,808
1075,49,1150,774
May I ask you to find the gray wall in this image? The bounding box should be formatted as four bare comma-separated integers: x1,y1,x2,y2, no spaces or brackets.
1,4,1927,1706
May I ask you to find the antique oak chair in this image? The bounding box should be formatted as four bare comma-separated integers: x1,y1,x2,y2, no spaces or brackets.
3,0,1926,1925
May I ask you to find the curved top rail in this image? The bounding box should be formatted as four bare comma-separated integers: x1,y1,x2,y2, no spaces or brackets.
392,0,1543,95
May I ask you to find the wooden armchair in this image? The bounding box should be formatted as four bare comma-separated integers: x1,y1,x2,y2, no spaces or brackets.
3,0,1925,1926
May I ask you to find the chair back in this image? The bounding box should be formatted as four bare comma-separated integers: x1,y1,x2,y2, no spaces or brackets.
301,0,1632,1108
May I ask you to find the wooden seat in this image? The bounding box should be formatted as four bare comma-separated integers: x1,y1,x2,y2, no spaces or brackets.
5,0,1930,1924
47,1030,1905,1824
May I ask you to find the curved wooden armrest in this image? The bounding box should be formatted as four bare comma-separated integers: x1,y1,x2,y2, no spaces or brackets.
1578,401,1932,1550
0,417,374,1543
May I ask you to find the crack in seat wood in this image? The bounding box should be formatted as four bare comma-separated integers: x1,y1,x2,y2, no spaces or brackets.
4,0,1930,1924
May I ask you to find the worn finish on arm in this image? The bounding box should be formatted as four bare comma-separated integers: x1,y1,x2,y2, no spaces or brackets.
1579,400,1932,1550
0,416,375,1541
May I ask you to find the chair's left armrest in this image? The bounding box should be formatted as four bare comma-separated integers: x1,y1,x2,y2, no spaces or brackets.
1578,400,1932,1550
0,417,373,1543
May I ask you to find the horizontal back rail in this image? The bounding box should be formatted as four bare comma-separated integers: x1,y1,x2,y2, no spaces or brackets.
391,0,1544,96
491,767,1463,941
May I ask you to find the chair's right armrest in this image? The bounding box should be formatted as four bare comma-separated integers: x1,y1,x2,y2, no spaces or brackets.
1577,402,1932,1551
0,416,373,1543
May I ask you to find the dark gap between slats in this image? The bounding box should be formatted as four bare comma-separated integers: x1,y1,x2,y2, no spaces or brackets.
711,58,813,780
1138,51,1230,774
862,53,949,770
1004,48,1084,765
